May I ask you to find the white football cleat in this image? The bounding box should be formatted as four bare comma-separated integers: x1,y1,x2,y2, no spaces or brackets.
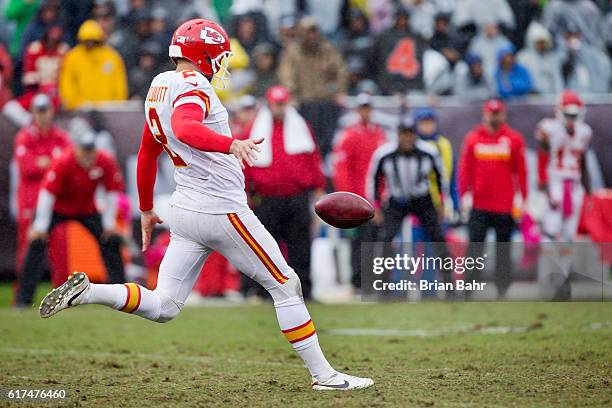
39,272,89,318
311,371,374,391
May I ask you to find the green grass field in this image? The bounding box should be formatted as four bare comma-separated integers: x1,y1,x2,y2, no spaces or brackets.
0,284,610,407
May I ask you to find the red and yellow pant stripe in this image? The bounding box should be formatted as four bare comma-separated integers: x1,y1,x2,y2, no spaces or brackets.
227,213,289,284
282,319,316,344
120,283,141,313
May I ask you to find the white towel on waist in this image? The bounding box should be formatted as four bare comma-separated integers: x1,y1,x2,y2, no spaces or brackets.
249,106,315,167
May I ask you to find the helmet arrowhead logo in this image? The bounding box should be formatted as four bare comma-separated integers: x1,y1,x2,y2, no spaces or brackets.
200,28,224,45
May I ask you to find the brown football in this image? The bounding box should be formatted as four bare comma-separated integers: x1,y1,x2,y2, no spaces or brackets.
314,192,375,229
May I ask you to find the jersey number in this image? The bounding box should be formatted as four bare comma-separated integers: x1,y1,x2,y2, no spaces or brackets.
555,147,582,172
147,107,188,167
386,39,421,79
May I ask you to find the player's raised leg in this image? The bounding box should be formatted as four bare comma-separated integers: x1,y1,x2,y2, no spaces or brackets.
214,210,373,390
40,219,211,321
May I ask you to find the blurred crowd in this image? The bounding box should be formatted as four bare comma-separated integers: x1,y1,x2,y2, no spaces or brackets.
2,0,612,114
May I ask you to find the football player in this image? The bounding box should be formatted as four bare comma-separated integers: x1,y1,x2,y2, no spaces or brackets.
39,19,373,391
535,90,591,242
535,90,592,299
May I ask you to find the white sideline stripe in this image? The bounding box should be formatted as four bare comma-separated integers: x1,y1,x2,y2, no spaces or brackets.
325,325,528,337
590,321,612,330
0,347,303,369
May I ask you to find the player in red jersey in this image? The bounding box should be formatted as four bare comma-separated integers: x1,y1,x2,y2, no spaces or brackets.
16,130,126,306
12,94,71,269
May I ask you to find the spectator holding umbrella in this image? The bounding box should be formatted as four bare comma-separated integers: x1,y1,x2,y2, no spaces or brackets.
243,85,325,299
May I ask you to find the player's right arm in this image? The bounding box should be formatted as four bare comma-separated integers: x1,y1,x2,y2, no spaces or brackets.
137,122,164,251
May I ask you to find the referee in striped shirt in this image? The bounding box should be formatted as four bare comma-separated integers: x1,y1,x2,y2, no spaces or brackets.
367,118,452,286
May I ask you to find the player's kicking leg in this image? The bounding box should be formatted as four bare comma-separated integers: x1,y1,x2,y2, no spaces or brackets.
40,220,211,322
215,211,373,391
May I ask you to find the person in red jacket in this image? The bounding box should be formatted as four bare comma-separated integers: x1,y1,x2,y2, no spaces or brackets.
458,99,527,298
15,130,126,307
332,93,386,289
243,85,325,299
12,94,71,269
21,23,69,107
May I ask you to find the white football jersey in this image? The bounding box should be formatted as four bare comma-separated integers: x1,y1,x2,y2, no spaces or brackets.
536,118,592,181
144,70,247,214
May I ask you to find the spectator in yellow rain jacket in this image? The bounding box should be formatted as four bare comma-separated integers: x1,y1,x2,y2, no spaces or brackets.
59,20,127,110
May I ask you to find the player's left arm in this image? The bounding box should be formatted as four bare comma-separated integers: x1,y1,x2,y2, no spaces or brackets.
170,103,262,169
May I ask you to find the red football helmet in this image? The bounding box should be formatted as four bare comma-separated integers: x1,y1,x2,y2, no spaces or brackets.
557,90,585,122
169,19,232,89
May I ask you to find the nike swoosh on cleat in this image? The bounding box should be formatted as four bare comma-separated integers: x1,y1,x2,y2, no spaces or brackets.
319,381,350,389
67,288,86,306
